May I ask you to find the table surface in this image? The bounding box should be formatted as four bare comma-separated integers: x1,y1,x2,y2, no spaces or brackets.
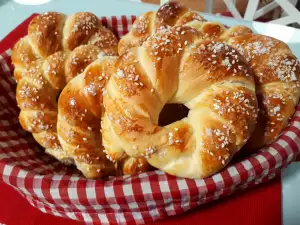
0,0,300,225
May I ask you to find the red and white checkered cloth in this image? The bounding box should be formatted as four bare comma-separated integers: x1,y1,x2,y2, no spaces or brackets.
0,15,299,225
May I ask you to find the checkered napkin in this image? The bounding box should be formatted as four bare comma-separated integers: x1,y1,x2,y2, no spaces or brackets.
0,15,299,225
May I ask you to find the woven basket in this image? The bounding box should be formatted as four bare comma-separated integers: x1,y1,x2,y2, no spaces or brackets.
0,15,299,225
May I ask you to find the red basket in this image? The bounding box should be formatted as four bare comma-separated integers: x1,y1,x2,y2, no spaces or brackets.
0,15,299,225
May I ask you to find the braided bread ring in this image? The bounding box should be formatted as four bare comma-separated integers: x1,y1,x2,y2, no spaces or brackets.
227,34,300,150
118,2,300,152
102,26,258,178
12,12,118,163
57,57,150,178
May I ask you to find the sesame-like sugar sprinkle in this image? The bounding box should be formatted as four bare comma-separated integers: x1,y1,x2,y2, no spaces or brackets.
115,69,125,78
211,128,231,149
234,39,274,62
146,26,194,58
84,82,98,96
71,14,97,34
206,128,213,136
221,57,231,69
158,151,167,158
69,98,76,106
273,105,281,115
103,149,115,163
19,85,38,98
132,14,148,34
97,52,105,59
71,57,79,65
269,56,299,82
213,90,256,118
144,146,156,159
252,41,269,55
66,130,76,142
210,42,225,53
168,132,174,144
272,93,284,100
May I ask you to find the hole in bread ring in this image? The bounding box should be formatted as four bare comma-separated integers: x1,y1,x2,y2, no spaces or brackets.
158,104,189,126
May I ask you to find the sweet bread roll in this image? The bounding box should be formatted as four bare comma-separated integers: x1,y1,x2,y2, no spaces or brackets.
227,34,300,150
102,26,258,179
185,24,300,151
119,2,300,152
12,12,118,164
57,57,150,178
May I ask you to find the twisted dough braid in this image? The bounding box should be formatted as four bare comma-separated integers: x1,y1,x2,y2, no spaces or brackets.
57,57,150,178
119,2,300,152
12,12,118,163
119,2,253,55
227,35,300,150
176,17,300,150
102,26,258,179
118,1,206,55
119,2,254,54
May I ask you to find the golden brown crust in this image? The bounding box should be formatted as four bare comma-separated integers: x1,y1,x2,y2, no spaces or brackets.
88,26,119,55
220,25,253,40
63,12,100,50
155,1,189,28
121,156,152,175
11,38,39,69
176,11,206,26
64,45,103,81
199,118,237,176
118,11,155,56
28,12,66,58
132,11,154,38
43,51,67,90
197,22,226,40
